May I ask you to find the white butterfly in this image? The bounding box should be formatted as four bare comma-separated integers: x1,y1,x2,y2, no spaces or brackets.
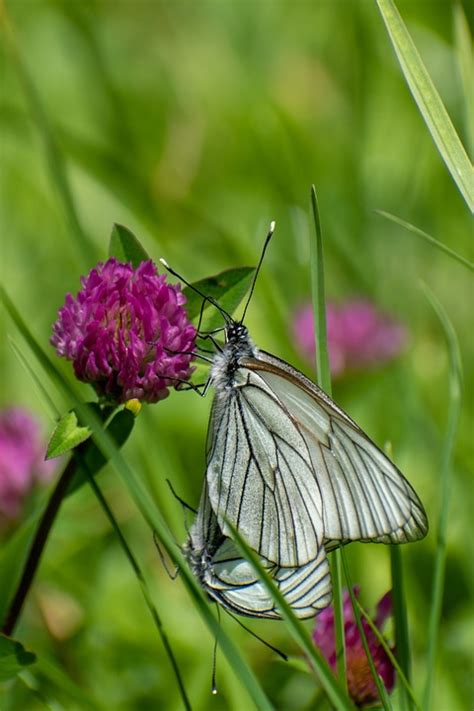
184,482,332,619
206,334,427,569
165,222,428,580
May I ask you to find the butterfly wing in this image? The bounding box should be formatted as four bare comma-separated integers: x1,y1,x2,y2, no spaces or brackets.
187,483,332,619
206,366,324,567
209,538,332,619
242,351,428,546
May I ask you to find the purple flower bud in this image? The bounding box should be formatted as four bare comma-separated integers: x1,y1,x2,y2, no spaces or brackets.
293,300,407,378
313,588,395,707
0,408,55,526
51,259,197,404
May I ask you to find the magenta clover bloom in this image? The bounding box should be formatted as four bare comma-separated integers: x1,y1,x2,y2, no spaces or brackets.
0,407,55,526
313,588,395,707
51,258,196,404
293,300,407,378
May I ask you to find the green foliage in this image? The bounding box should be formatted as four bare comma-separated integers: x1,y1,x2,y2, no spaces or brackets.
109,223,150,267
184,266,255,330
0,0,471,709
46,410,91,459
376,0,474,211
0,635,36,682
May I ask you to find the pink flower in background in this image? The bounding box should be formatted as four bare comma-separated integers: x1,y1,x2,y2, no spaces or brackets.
293,300,407,377
313,588,395,707
51,258,196,404
0,407,55,525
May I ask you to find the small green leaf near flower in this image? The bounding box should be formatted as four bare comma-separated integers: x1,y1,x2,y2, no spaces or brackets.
109,224,150,267
46,411,91,460
0,634,36,681
67,409,135,496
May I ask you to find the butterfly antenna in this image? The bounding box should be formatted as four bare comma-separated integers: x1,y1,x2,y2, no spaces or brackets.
159,258,232,325
211,606,221,695
239,220,275,324
224,609,288,661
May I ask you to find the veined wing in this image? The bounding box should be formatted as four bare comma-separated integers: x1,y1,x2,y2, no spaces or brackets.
242,351,428,546
186,484,332,620
208,538,332,619
206,367,324,567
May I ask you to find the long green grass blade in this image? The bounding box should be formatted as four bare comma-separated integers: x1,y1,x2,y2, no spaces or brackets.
1,12,98,267
341,554,392,711
376,211,474,271
376,0,474,211
357,601,422,711
309,185,347,691
453,3,474,156
228,523,355,711
0,287,273,711
420,284,462,711
385,438,412,711
83,468,191,711
309,186,332,394
390,546,412,711
8,338,61,419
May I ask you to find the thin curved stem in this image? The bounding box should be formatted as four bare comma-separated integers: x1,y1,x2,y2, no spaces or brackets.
1,451,80,636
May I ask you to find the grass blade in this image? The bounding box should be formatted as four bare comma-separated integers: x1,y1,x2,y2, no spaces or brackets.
376,211,474,271
420,283,462,711
0,287,273,711
82,467,191,711
356,601,422,711
1,12,98,267
309,186,332,394
453,3,474,156
384,438,413,711
341,553,392,711
376,0,474,211
309,185,347,690
228,523,355,711
390,546,412,711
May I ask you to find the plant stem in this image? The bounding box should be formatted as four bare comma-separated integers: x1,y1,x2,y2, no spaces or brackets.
83,465,192,711
310,185,347,690
1,452,81,636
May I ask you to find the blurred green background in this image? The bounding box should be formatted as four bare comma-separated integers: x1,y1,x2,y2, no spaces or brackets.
1,0,472,709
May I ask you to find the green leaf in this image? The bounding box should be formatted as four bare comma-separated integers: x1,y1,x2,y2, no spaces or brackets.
67,409,135,496
183,266,255,332
376,0,474,212
46,410,91,460
109,223,150,267
0,635,36,681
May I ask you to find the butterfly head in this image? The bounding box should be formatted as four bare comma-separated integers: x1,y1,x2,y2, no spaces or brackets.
226,321,249,346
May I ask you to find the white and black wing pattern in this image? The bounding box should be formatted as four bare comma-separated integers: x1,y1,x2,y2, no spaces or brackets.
205,366,324,568
185,484,332,620
244,352,428,546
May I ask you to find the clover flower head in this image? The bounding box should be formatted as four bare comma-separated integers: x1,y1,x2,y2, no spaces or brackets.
293,300,407,378
313,587,395,707
51,258,196,404
0,407,54,525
